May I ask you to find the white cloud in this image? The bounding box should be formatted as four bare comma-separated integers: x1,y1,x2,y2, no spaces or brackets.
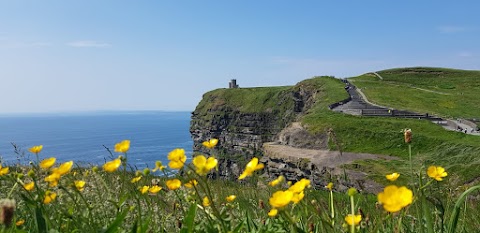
67,40,111,48
436,26,467,34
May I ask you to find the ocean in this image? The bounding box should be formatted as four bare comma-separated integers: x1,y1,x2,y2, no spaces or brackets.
0,111,193,170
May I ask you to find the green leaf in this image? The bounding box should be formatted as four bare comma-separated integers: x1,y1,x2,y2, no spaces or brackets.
245,211,252,232
35,207,47,233
448,185,480,233
232,219,245,233
130,220,138,233
181,203,197,233
103,209,129,233
139,216,151,233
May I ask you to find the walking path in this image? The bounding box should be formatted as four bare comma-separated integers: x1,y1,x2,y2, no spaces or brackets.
371,72,383,80
331,79,479,135
263,142,396,193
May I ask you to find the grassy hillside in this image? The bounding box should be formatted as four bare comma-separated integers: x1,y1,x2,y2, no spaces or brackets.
193,72,480,184
3,72,479,232
298,75,480,183
349,67,480,119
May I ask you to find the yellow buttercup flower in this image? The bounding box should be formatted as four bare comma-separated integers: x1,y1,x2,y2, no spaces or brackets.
16,219,25,226
24,182,35,191
403,129,412,143
152,161,166,172
386,172,400,181
427,166,448,181
202,196,211,207
74,180,86,192
184,179,198,189
140,186,149,194
269,190,293,208
167,148,187,169
238,157,264,180
52,161,73,175
114,140,130,153
268,208,278,217
149,185,162,194
0,165,8,176
40,157,56,169
193,155,218,176
377,185,413,213
131,176,142,183
29,145,43,154
291,191,305,204
202,138,218,149
103,158,122,172
226,195,236,202
268,175,284,187
166,179,182,190
44,172,61,187
326,182,333,191
43,191,57,204
345,214,362,226
288,178,311,193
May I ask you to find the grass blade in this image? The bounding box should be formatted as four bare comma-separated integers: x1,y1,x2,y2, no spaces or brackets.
447,185,480,233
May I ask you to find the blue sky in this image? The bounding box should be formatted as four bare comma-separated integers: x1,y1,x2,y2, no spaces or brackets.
0,1,479,113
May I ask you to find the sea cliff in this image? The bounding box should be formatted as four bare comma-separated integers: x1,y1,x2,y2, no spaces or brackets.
189,77,344,181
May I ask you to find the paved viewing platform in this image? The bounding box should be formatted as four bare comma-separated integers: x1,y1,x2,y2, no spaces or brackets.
330,79,479,135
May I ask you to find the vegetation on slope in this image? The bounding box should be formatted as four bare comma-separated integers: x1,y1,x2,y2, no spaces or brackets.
2,69,480,232
1,141,479,232
194,86,293,114
193,73,480,184
298,74,480,184
349,67,480,119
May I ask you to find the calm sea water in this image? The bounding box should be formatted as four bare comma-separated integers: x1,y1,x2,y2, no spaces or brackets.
0,111,193,170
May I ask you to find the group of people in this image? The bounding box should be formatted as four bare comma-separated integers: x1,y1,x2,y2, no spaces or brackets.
457,126,476,134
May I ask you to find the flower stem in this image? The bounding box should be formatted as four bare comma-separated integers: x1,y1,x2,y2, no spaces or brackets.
329,190,335,226
7,182,18,198
396,212,403,233
408,144,413,180
350,195,355,233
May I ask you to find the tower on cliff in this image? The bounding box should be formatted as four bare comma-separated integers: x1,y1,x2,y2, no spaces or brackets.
228,79,239,88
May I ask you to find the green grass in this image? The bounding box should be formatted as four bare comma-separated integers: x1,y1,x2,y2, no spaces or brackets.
1,151,480,232
350,67,480,119
297,75,480,184
195,86,294,114
194,74,480,185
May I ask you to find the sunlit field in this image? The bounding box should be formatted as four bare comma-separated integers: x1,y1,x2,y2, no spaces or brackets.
0,135,479,233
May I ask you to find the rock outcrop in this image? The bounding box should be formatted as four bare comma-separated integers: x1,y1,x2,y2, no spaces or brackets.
190,81,322,157
190,77,366,189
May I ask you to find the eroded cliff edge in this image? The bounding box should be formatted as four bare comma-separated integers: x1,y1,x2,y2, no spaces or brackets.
190,80,322,157
189,77,380,192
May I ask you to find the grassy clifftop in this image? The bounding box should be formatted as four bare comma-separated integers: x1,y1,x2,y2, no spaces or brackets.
350,67,480,119
298,69,480,184
193,70,480,183
194,86,293,114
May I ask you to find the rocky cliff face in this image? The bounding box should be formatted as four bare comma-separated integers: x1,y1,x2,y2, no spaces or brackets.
190,78,334,180
191,85,312,154
190,110,289,157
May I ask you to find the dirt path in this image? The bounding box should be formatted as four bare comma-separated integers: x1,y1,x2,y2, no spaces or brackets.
263,142,395,168
263,142,397,193
354,78,451,95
